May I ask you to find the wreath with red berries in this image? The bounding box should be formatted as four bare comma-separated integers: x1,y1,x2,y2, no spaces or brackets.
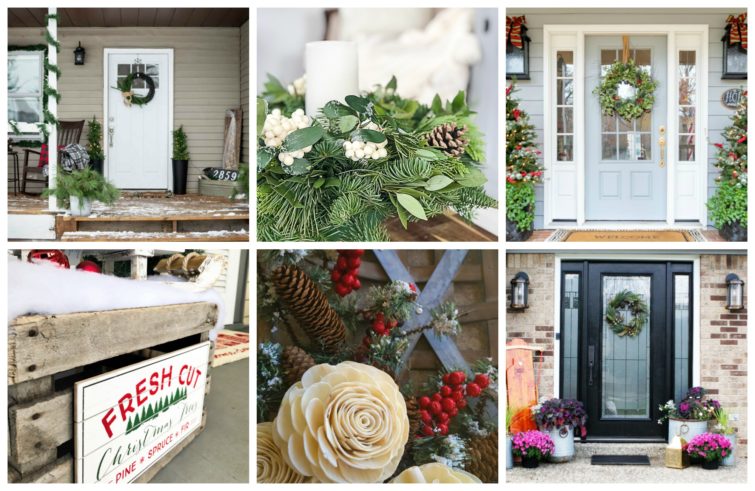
594,59,657,120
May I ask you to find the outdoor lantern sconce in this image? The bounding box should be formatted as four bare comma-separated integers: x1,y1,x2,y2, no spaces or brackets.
721,14,747,79
74,42,86,66
506,16,530,80
726,273,745,310
510,272,530,310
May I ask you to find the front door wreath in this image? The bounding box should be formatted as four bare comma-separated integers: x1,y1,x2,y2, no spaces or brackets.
594,59,658,120
605,289,649,337
113,72,155,107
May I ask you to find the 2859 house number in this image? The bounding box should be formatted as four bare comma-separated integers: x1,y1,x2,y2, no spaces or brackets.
74,343,211,483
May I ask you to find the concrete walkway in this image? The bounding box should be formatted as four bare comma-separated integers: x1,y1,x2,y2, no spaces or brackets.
151,359,249,483
507,443,746,483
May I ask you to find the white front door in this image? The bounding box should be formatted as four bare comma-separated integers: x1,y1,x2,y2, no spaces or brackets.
106,50,171,189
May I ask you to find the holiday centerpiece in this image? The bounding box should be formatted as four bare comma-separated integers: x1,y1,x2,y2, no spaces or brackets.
658,386,720,443
685,433,732,470
257,42,495,241
511,430,554,468
532,398,587,462
506,83,542,241
256,250,498,483
605,290,649,337
708,91,747,241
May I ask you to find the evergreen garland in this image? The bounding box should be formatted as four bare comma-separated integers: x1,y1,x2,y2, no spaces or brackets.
257,76,496,241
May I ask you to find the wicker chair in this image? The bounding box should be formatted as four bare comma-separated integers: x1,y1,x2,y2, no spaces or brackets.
21,120,85,194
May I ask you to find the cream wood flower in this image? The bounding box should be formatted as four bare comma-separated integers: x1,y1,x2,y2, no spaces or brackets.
257,422,308,483
273,361,409,483
390,463,482,483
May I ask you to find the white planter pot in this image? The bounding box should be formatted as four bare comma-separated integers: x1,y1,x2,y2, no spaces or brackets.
722,433,736,466
506,435,513,470
69,196,92,217
667,418,708,443
545,426,575,463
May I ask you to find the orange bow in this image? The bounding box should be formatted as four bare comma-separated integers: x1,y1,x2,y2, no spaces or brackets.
726,13,747,50
507,16,526,49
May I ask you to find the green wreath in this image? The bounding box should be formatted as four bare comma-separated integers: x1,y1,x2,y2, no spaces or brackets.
113,72,155,107
594,59,658,120
605,290,649,337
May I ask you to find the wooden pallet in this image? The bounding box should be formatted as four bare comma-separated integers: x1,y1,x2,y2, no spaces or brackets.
8,303,217,483
386,212,497,242
61,231,249,242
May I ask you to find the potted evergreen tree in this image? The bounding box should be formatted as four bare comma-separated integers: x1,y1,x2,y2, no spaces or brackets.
506,83,543,241
44,167,119,216
172,125,190,195
86,116,105,174
708,91,747,241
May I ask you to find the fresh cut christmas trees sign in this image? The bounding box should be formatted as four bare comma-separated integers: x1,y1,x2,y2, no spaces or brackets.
74,342,210,483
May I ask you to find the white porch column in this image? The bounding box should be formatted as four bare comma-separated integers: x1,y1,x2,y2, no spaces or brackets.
47,7,58,211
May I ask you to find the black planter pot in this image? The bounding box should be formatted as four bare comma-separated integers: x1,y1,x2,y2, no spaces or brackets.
506,218,533,242
172,159,189,195
702,460,721,470
89,159,104,174
719,221,747,242
521,456,540,469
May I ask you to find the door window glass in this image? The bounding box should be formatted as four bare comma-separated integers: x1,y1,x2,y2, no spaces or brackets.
673,274,691,401
556,51,575,161
562,273,580,399
117,63,159,90
678,51,696,161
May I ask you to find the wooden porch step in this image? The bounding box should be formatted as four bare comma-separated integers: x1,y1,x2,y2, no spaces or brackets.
60,230,249,242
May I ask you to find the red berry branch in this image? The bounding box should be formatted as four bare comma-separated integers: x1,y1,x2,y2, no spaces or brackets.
331,250,364,297
416,371,490,437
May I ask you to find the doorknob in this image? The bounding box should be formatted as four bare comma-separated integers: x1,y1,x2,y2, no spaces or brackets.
659,125,666,168
108,126,114,148
588,345,595,386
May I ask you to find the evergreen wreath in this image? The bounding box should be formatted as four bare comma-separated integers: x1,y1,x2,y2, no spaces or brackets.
594,59,658,121
257,75,497,241
114,72,155,107
605,289,649,337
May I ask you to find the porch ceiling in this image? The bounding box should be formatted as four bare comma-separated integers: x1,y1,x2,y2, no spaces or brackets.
8,8,249,28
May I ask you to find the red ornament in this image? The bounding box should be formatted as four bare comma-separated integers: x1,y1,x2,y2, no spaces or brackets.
27,250,70,269
421,425,434,437
451,390,464,402
440,385,453,397
441,398,456,412
438,411,450,422
458,398,468,409
429,401,442,415
420,410,432,424
418,396,431,409
465,382,482,397
449,371,466,385
76,260,101,273
352,278,362,290
474,373,490,389
331,269,342,282
437,423,449,436
432,393,442,402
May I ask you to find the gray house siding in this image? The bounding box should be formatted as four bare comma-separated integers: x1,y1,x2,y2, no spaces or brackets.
508,9,745,228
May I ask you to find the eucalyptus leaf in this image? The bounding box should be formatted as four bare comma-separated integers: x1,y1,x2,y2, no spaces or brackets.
358,129,387,143
281,157,313,176
257,147,275,171
345,95,371,114
415,148,442,161
283,126,324,152
425,175,454,191
338,115,359,133
396,193,427,220
323,101,355,119
457,168,487,187
256,98,268,136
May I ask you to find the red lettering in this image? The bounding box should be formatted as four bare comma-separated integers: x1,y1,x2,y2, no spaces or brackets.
179,364,188,385
160,366,173,391
135,378,147,406
101,408,116,438
149,371,160,396
118,394,135,420
193,369,202,388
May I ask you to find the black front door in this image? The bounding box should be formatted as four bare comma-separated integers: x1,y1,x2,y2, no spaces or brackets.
560,261,693,441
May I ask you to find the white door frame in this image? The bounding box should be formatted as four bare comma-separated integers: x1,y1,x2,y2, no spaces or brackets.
552,253,701,399
543,25,709,228
102,48,174,190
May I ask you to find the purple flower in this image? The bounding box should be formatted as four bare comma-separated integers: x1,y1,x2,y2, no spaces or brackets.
686,432,732,464
512,430,555,461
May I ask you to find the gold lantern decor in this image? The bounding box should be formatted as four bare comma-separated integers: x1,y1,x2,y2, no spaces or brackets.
664,436,690,469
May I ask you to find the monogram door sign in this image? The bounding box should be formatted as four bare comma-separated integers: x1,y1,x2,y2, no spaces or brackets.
74,342,210,483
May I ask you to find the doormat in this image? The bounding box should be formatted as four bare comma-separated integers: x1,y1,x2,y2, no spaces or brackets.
591,455,651,465
546,229,706,242
212,330,249,368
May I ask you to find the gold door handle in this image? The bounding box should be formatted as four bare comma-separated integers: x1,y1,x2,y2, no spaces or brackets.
659,126,666,168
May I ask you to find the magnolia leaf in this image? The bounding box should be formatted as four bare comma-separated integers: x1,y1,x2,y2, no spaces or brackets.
338,115,359,133
389,194,409,229
345,95,370,114
425,175,454,191
457,168,487,187
256,98,268,136
396,193,427,220
358,129,387,143
257,147,275,171
281,157,312,176
283,126,324,152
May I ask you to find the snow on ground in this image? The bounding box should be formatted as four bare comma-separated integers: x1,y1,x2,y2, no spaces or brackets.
8,259,225,339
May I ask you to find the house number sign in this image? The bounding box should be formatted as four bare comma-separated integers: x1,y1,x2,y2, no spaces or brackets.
721,88,743,109
74,342,210,483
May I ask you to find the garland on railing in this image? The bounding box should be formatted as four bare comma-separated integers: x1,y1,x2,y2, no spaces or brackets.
8,13,62,146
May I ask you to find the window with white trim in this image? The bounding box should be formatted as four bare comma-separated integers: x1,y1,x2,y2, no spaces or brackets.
555,51,574,161
7,50,44,127
678,51,696,162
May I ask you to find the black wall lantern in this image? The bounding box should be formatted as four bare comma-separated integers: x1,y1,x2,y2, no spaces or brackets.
725,273,745,310
506,16,530,80
74,42,86,66
510,272,530,310
721,14,747,79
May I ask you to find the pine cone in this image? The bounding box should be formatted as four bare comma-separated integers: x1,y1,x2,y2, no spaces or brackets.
272,265,346,353
427,123,468,157
465,432,498,483
405,396,421,440
281,345,315,386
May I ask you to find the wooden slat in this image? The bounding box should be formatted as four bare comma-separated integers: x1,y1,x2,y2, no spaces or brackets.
459,301,497,323
119,8,139,26
60,231,249,242
154,8,175,26
102,8,122,27
386,212,497,242
8,376,54,406
9,391,73,474
17,456,73,483
137,8,158,27
8,302,217,384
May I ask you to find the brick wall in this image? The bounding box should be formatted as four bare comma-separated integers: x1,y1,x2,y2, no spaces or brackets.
506,253,556,399
699,254,748,454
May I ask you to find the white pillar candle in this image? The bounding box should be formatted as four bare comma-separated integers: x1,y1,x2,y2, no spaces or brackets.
305,41,359,116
